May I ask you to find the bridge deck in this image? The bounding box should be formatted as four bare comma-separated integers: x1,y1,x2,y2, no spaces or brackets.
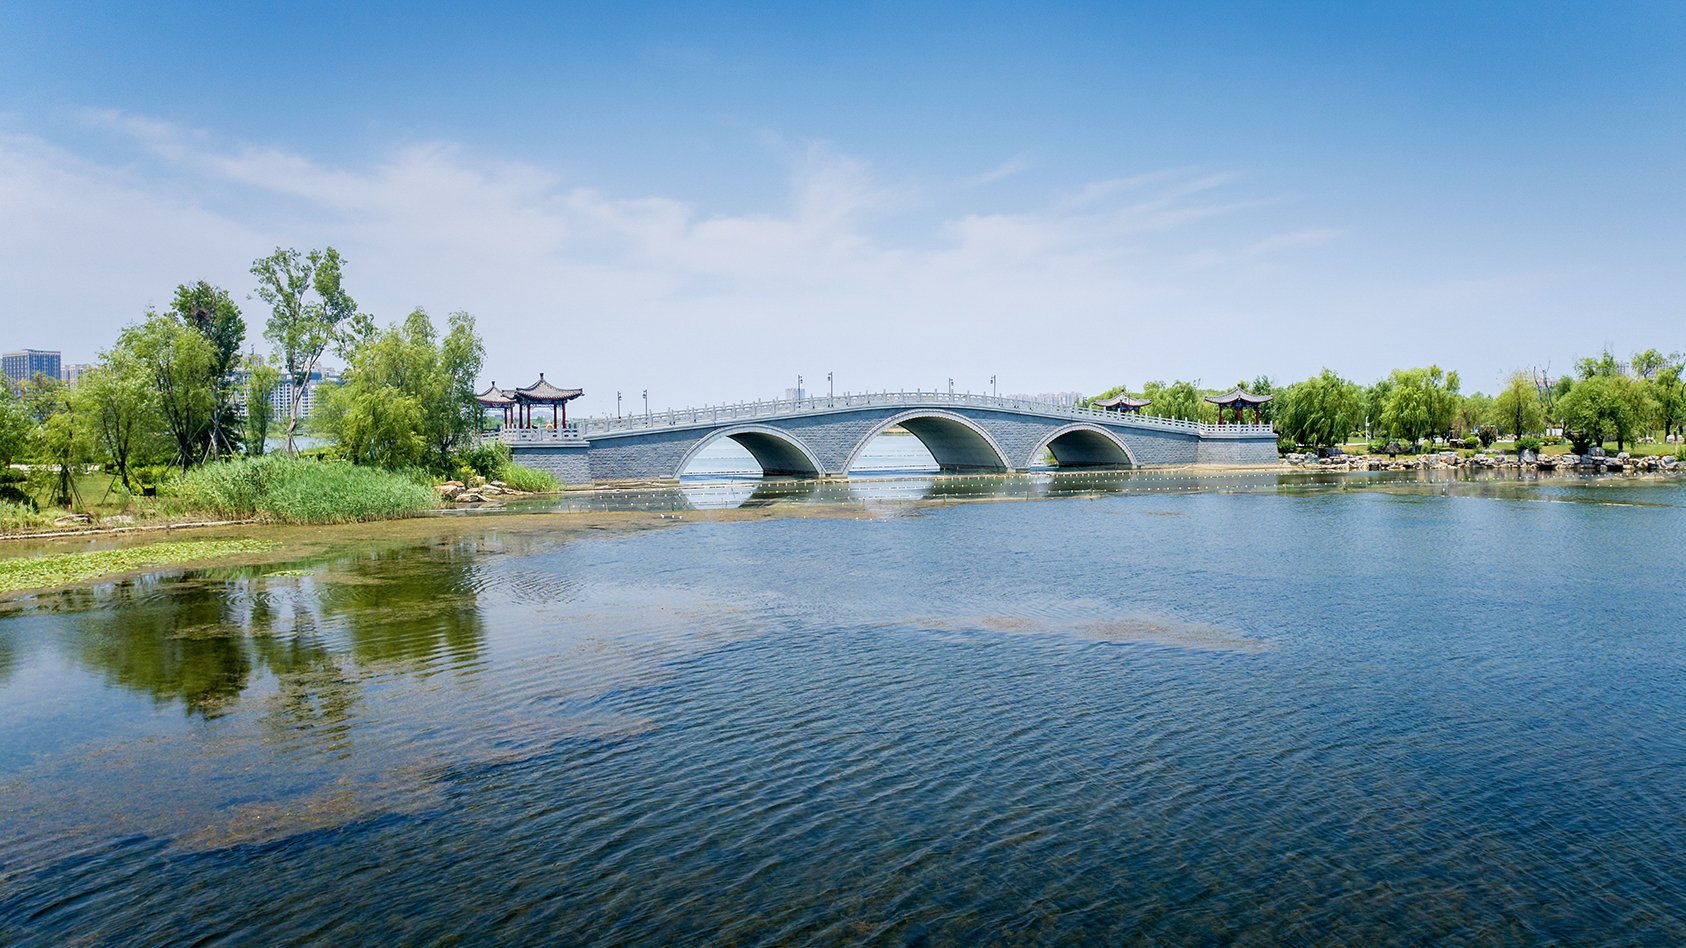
564,391,1272,439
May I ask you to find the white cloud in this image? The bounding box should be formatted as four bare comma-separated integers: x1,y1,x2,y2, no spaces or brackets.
2,114,1360,409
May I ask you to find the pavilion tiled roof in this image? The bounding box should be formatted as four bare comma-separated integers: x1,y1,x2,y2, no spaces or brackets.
1093,394,1153,410
515,374,583,403
1204,386,1273,406
475,383,516,406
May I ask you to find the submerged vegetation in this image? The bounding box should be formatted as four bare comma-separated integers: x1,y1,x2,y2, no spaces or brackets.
0,538,274,594
169,455,439,524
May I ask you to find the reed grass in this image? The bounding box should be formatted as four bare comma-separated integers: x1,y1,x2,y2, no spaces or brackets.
170,455,439,524
0,500,52,531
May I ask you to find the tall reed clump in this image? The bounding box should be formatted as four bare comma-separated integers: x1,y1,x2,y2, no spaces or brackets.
0,500,52,531
170,455,439,524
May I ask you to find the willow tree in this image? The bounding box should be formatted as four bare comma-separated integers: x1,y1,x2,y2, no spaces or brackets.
252,247,366,456
1382,366,1461,445
1278,369,1362,448
1492,370,1545,440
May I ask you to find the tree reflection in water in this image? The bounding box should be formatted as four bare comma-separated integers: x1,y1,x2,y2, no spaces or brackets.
48,539,488,721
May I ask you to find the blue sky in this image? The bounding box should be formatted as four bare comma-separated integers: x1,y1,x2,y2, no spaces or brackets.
2,1,1681,411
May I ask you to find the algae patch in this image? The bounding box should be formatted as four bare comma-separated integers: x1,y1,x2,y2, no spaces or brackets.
0,539,276,593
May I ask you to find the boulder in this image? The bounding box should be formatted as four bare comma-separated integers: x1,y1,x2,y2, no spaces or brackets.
1589,446,1606,459
1521,449,1537,464
455,491,486,503
435,484,462,500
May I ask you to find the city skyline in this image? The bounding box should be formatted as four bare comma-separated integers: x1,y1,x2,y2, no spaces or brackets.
2,2,1681,417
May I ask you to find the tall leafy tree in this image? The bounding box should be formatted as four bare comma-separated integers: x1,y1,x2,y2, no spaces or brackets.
427,310,486,469
242,354,282,456
1652,364,1684,441
1492,370,1545,439
73,346,159,490
1277,369,1361,448
123,312,217,471
1382,366,1460,445
318,308,488,470
171,282,246,459
1360,378,1394,438
0,386,29,470
20,375,81,508
251,247,367,456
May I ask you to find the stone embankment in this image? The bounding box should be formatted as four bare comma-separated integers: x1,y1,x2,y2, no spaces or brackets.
435,478,535,505
1282,449,1684,474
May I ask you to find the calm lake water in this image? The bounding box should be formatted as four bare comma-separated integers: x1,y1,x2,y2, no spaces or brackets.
3,454,1685,945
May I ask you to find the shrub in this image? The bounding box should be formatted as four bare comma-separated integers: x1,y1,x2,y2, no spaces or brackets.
1367,438,1389,455
1516,436,1543,453
1462,434,1481,450
169,455,438,524
456,440,509,480
454,439,561,492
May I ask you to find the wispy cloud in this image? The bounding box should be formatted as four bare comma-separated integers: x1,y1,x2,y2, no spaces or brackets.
2,113,1333,406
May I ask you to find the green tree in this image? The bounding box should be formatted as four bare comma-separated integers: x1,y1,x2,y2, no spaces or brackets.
426,310,486,469
1491,371,1545,440
242,354,282,456
0,386,29,469
1144,380,1211,423
1382,366,1461,445
171,282,246,459
1558,374,1649,451
318,308,488,470
1652,364,1685,441
1453,392,1493,440
123,313,217,471
1277,369,1362,448
1249,375,1276,426
252,247,367,456
1631,348,1678,381
19,375,82,508
1360,378,1394,437
73,345,159,491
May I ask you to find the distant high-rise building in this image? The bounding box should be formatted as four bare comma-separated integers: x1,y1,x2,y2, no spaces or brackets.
60,363,93,387
3,349,61,384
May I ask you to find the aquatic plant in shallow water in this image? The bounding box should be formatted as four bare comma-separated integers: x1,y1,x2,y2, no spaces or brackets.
169,455,438,523
0,539,274,593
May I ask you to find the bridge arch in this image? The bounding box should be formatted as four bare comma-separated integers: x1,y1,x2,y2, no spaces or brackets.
844,410,1013,473
674,425,826,478
1029,423,1137,469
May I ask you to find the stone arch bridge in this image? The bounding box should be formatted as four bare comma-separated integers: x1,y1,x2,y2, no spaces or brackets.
500,392,1276,485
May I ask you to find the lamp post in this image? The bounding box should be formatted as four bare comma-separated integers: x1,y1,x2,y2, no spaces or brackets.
616,391,621,418
828,372,833,400
991,375,996,398
643,389,648,423
948,378,954,396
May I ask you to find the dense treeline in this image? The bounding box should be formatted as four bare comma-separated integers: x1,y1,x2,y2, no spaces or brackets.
0,247,537,525
1088,350,1685,454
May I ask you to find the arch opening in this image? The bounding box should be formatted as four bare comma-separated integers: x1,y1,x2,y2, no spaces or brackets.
676,425,824,479
847,411,1011,473
1038,426,1135,469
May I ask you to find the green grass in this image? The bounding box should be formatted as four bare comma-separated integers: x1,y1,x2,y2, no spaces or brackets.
169,455,440,524
494,461,561,493
0,539,275,594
